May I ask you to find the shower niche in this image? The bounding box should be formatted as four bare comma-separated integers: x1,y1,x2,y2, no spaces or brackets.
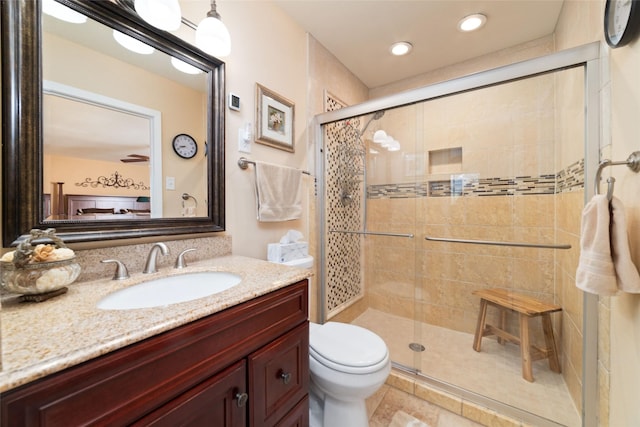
428,147,462,175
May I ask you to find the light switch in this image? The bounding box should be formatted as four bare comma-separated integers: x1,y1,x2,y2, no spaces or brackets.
166,176,175,190
238,127,251,153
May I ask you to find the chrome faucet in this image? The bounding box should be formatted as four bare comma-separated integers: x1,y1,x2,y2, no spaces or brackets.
143,242,169,274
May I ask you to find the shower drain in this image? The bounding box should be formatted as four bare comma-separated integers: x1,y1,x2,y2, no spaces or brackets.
409,343,426,352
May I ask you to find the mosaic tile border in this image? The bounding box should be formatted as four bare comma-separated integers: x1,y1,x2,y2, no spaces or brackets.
368,159,584,199
557,158,584,193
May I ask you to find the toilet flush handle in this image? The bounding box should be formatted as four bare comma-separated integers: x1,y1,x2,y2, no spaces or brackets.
279,370,292,385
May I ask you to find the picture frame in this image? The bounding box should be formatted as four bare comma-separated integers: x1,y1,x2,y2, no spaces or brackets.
255,83,295,152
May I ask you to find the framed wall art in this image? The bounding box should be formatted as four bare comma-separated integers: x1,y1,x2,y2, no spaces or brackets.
255,83,295,152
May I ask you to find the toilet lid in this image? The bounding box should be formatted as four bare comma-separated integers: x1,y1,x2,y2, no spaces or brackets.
310,322,388,373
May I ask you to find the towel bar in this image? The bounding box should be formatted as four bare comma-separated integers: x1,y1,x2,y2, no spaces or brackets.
594,151,640,200
425,236,571,249
238,157,311,176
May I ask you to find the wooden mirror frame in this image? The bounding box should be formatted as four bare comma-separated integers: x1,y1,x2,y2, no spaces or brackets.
1,0,226,246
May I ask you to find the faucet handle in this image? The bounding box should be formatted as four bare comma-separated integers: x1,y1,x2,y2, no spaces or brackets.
174,248,196,269
101,259,130,280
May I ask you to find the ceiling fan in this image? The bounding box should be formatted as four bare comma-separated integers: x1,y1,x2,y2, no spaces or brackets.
120,154,149,163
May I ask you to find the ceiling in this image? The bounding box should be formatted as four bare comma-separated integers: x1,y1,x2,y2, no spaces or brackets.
273,0,565,89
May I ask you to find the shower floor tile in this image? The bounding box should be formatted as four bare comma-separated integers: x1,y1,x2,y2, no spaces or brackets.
353,308,580,427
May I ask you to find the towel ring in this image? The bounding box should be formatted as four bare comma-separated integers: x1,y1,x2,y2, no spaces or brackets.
594,151,640,200
181,193,198,208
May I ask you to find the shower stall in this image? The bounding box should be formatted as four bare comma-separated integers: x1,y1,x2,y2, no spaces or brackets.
315,43,601,427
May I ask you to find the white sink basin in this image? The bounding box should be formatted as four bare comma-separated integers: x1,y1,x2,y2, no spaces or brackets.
97,271,242,310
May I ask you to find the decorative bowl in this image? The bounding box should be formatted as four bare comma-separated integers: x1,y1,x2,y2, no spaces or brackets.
0,228,81,296
1,257,81,295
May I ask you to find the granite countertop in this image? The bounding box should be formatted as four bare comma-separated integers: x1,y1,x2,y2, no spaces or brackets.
0,255,311,393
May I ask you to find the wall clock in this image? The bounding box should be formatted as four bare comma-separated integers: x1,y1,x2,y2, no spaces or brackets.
172,134,198,159
604,0,640,48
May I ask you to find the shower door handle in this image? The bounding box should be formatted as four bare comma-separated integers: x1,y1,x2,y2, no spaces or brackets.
425,236,571,249
329,229,414,238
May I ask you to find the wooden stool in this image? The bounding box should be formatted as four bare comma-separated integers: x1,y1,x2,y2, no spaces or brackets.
472,288,562,382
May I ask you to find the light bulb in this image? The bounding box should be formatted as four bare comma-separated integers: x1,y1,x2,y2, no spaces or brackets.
373,130,388,144
113,30,154,55
134,0,182,32
387,140,401,151
380,136,394,148
42,0,87,24
196,16,231,57
171,57,203,74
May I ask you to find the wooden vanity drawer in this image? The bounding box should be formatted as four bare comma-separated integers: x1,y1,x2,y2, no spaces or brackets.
274,395,309,427
249,322,309,427
131,360,248,427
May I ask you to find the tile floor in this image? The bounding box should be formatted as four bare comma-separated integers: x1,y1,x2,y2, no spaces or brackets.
367,384,483,427
354,308,580,427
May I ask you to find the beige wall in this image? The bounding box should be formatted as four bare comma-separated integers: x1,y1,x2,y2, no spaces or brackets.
555,1,640,425
44,154,150,197
178,1,311,260
607,20,640,427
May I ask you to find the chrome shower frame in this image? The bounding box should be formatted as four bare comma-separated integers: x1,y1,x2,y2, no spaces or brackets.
314,41,602,427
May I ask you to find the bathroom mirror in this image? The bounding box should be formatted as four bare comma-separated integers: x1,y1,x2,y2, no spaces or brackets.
1,0,226,246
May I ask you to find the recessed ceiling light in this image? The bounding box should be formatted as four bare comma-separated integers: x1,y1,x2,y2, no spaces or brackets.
390,41,413,56
458,13,487,32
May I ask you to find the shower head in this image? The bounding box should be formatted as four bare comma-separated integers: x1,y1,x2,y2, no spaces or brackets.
359,110,385,135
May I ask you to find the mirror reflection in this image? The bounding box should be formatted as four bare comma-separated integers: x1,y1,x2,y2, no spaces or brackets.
42,6,208,221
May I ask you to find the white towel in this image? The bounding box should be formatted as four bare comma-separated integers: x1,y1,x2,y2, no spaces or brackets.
254,161,302,222
576,195,618,295
610,196,640,293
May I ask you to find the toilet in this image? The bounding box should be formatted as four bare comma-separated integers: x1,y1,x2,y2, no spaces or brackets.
308,321,391,427
272,254,390,426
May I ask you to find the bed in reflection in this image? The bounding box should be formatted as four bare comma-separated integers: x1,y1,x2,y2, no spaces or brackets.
44,194,151,220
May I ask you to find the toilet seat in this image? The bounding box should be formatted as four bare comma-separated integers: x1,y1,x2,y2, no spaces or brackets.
310,322,389,375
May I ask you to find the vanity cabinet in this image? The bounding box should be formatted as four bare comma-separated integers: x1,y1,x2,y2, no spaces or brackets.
1,280,309,427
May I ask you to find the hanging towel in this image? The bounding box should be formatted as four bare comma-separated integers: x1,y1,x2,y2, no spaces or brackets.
610,196,640,293
254,161,303,222
576,195,618,295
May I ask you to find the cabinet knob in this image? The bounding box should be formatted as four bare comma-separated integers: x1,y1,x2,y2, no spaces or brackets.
279,371,292,385
235,392,249,408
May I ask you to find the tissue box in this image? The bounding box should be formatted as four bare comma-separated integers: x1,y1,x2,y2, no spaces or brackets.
268,242,309,263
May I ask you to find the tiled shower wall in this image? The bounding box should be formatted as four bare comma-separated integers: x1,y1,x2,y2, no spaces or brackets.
365,160,583,336
323,93,365,317
323,68,585,411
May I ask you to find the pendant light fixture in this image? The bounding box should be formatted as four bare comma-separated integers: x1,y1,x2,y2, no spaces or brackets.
134,0,182,32
195,0,231,58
